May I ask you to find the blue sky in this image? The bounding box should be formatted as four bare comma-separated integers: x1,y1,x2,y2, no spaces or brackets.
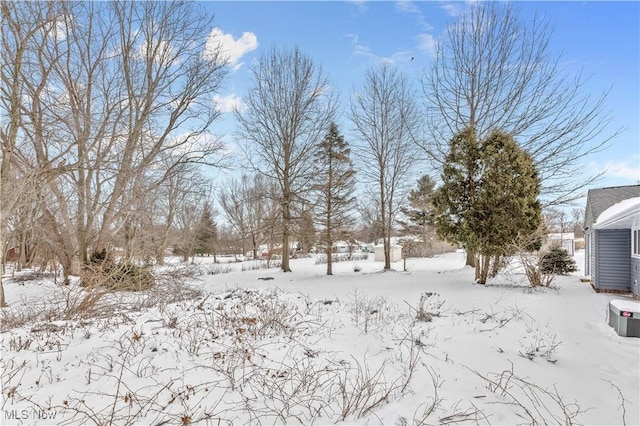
202,1,639,193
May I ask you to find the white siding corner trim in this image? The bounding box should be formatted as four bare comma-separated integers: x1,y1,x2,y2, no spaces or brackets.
633,228,640,259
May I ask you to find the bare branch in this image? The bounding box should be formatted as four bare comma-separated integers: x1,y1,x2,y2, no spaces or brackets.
421,3,619,206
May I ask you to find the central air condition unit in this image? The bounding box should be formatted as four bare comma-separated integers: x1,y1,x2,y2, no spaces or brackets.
609,300,640,338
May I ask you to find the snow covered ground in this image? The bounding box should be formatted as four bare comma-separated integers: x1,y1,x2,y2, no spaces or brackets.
1,250,638,425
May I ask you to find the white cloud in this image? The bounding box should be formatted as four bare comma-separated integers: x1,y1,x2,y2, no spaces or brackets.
213,93,243,113
352,42,414,66
205,28,258,72
395,0,420,14
52,19,68,42
441,1,480,18
348,0,367,14
167,130,227,162
395,0,433,31
440,3,463,17
353,43,371,57
350,32,417,65
136,39,177,64
600,159,640,183
417,33,437,57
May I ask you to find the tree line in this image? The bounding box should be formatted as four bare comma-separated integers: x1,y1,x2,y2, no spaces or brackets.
1,1,612,305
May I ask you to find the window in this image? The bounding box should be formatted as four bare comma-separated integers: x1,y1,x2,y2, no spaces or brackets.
634,229,640,258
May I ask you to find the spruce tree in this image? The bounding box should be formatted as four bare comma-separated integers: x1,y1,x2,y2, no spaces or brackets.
434,128,542,284
313,123,356,275
541,245,578,275
195,206,217,257
399,175,437,256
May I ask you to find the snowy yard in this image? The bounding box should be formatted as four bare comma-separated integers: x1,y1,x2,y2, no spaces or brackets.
1,251,638,425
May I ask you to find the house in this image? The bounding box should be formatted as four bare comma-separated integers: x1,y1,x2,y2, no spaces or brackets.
5,246,18,262
547,232,576,256
374,244,403,262
584,184,640,297
332,241,350,254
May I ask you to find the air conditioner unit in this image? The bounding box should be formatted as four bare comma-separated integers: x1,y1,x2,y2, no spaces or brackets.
609,300,640,338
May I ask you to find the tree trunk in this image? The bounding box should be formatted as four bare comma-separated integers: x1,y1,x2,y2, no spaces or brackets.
489,254,502,278
384,237,391,270
326,201,333,275
281,181,292,272
466,249,476,267
251,234,258,260
281,223,291,272
155,243,165,266
77,228,88,265
476,254,491,285
17,234,26,272
326,230,333,276
42,209,79,284
123,220,134,262
380,177,391,270
0,243,5,307
326,247,333,276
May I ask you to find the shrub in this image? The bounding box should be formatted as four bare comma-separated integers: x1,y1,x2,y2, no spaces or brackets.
90,248,109,264
82,256,154,291
540,246,577,275
107,262,154,291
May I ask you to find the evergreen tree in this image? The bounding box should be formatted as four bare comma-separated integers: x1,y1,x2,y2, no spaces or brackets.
541,245,578,275
313,123,356,275
398,175,437,256
433,128,482,262
434,128,542,284
195,206,217,257
295,208,316,255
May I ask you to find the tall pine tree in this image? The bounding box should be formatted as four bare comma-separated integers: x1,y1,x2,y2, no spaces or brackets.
313,123,356,275
434,128,541,284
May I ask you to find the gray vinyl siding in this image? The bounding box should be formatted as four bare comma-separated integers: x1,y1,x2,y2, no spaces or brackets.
631,257,640,297
594,229,630,290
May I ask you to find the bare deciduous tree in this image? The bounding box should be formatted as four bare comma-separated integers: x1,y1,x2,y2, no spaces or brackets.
350,62,422,270
1,1,229,291
219,174,276,260
570,207,585,239
421,2,618,206
147,163,203,265
0,1,64,304
235,47,336,272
